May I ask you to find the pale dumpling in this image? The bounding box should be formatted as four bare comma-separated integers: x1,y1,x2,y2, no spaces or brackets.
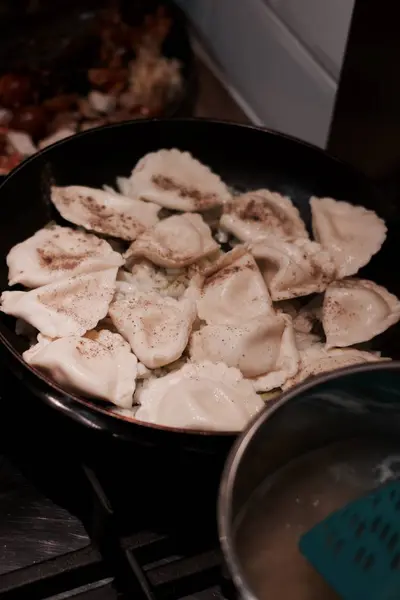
124,213,219,268
323,278,400,348
23,329,137,408
282,343,385,390
251,237,336,301
197,246,272,325
310,196,387,278
109,280,199,368
1,268,118,338
134,361,264,431
220,189,308,242
7,225,124,288
190,312,299,390
51,185,161,241
126,149,231,211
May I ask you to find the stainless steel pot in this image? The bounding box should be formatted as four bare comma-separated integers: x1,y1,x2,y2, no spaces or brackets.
218,362,400,600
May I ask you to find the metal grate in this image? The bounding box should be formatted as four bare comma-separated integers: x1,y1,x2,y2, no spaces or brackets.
0,457,225,600
0,369,227,600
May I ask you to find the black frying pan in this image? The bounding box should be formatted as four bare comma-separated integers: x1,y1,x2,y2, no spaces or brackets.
0,118,398,456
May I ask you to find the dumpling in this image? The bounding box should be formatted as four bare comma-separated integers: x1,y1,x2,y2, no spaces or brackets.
220,189,308,242
251,237,336,301
310,196,387,278
134,361,264,431
197,246,272,325
282,343,385,390
23,329,137,408
1,268,118,338
109,279,199,368
7,225,124,288
51,185,161,241
190,312,299,390
124,213,220,268
125,149,231,211
323,279,400,348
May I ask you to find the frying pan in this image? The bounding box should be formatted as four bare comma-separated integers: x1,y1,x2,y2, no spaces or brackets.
0,118,398,457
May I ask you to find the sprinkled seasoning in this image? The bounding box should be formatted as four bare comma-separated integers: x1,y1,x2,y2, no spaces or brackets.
51,186,160,242
226,195,289,231
151,174,218,210
37,271,116,334
76,338,108,360
37,247,92,271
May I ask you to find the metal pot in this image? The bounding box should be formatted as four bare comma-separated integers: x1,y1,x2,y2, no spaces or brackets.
218,362,400,600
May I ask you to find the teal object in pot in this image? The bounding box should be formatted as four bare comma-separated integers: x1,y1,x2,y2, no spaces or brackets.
299,481,400,600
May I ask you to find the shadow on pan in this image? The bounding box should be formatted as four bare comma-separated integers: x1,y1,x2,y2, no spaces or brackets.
0,118,398,455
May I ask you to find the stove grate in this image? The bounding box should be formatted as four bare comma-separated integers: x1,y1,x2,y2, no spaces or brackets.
0,461,225,600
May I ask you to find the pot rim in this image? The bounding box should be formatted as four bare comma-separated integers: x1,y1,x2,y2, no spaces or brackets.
217,359,400,600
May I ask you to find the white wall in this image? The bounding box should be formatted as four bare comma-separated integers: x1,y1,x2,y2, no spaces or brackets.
265,0,355,79
178,0,355,148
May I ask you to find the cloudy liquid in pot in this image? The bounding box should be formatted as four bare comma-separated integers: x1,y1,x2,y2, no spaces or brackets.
234,437,400,600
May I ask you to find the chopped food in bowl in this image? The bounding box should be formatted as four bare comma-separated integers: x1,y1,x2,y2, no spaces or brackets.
0,2,189,174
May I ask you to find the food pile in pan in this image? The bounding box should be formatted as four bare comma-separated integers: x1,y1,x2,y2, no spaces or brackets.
0,3,183,174
1,148,398,431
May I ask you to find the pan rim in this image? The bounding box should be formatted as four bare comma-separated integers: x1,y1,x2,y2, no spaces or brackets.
0,117,385,438
0,117,379,195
